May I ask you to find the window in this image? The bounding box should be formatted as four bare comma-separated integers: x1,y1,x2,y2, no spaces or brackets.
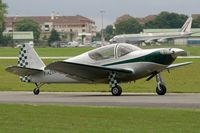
89,45,115,61
117,43,141,57
44,25,50,31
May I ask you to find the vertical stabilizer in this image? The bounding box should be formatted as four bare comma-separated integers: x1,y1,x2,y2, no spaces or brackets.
18,43,45,82
18,43,45,69
180,17,193,33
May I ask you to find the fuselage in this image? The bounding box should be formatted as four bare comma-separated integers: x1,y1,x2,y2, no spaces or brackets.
110,32,191,44
65,43,183,83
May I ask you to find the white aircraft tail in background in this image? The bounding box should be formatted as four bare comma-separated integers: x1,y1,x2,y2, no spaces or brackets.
180,17,193,33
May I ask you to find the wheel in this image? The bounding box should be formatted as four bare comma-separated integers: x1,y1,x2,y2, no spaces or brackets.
156,84,167,95
33,88,40,95
111,85,122,96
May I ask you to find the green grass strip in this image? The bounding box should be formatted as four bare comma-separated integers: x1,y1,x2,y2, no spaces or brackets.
0,104,200,133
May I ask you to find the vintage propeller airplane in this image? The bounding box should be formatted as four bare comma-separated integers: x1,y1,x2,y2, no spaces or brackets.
6,43,191,96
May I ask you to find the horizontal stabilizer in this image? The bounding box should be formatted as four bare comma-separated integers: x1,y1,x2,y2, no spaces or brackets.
45,61,133,81
6,66,43,76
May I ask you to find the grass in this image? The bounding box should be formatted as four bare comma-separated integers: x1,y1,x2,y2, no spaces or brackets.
0,58,200,93
1,47,199,133
0,45,200,57
0,47,93,57
0,104,199,133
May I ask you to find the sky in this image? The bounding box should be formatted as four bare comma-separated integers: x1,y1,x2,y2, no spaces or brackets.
3,0,200,30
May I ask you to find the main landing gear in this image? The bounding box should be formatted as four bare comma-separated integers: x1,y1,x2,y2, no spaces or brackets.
33,83,44,95
109,72,122,96
156,73,167,95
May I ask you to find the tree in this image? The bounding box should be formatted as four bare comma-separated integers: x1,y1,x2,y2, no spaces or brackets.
92,32,101,42
115,18,143,35
144,11,188,29
15,19,41,41
104,25,115,41
48,29,60,44
0,0,7,43
192,16,200,28
144,20,157,29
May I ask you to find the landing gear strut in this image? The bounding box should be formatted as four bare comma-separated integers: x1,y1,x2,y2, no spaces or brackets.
156,73,167,95
109,72,122,96
33,83,44,95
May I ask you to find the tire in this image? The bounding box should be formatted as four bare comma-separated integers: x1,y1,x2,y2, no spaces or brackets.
156,84,167,95
111,85,122,96
33,88,40,95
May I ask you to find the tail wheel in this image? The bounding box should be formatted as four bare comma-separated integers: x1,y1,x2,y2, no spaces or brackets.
111,85,122,96
33,88,40,95
156,84,167,95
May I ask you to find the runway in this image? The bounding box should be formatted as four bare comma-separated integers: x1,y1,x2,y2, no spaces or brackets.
0,92,200,108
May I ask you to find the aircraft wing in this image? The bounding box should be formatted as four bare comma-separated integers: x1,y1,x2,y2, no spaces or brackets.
6,66,43,76
45,61,133,81
144,38,158,43
166,62,192,70
146,62,192,81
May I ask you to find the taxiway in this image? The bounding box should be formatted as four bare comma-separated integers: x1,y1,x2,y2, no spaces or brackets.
0,92,200,108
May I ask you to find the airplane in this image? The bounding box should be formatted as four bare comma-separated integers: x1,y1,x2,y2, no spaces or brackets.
6,43,191,96
110,17,193,44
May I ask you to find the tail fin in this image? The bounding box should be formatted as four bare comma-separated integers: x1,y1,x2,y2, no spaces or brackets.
18,43,45,69
180,17,193,33
6,43,45,83
18,43,45,82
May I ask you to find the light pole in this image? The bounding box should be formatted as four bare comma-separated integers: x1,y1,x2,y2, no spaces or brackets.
100,10,105,46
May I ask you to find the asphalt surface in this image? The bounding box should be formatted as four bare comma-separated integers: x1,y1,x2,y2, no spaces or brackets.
0,92,200,108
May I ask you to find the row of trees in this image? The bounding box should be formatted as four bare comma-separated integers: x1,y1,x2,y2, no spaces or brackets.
101,12,200,41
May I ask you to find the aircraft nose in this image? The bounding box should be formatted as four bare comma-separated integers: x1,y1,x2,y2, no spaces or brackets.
170,48,186,58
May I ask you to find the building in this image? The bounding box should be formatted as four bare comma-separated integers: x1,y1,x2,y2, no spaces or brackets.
5,13,96,43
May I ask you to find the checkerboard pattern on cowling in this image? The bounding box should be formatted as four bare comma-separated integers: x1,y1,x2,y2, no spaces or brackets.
108,72,118,88
17,44,31,83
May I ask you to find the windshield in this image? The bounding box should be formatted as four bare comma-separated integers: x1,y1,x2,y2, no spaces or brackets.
117,43,141,57
88,45,115,61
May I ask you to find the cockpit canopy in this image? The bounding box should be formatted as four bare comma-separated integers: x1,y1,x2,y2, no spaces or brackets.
88,43,141,61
